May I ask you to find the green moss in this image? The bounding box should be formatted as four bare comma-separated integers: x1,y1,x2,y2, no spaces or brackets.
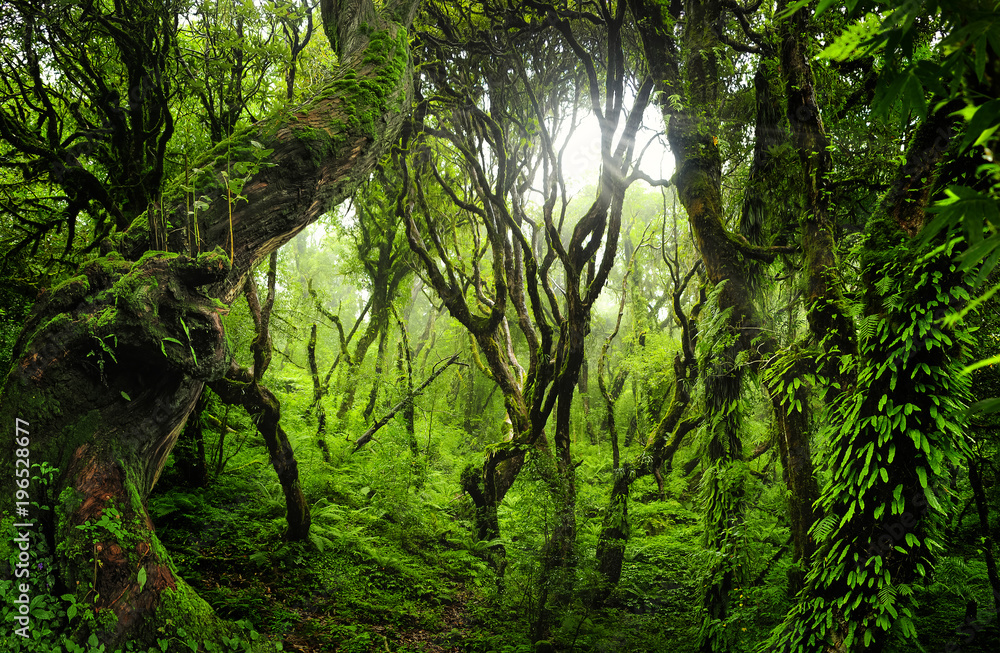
150,578,276,651
57,410,101,476
86,253,131,278
50,275,90,302
305,26,409,141
88,306,119,334
323,9,340,57
131,250,179,273
28,312,77,349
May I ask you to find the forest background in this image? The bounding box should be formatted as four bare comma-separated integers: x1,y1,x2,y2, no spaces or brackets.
0,1,999,652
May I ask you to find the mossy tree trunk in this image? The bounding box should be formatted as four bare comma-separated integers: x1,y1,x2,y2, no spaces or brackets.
630,0,853,645
626,1,834,646
0,0,418,648
768,101,972,653
307,323,333,461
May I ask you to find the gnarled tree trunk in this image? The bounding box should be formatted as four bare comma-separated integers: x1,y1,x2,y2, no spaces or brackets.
0,0,418,648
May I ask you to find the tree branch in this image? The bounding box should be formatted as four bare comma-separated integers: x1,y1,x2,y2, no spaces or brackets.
352,354,465,452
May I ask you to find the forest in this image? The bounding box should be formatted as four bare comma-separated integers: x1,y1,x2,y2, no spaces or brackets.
0,0,999,651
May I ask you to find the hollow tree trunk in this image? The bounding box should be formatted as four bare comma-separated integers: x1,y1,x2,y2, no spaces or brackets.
0,251,235,649
175,389,210,488
0,0,417,647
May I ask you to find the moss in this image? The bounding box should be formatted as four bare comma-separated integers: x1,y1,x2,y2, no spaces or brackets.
57,410,102,476
85,253,132,279
304,26,409,141
150,578,274,651
290,123,346,168
162,123,259,198
88,306,119,334
131,250,179,273
27,312,77,351
50,274,91,303
323,7,340,57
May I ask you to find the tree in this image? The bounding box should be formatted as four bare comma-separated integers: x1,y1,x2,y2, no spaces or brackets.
401,0,657,639
766,1,1000,651
0,0,418,647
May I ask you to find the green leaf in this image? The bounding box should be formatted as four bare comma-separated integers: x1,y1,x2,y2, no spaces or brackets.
120,391,131,401
137,566,147,592
967,397,1000,416
817,12,883,61
961,351,1000,375
959,99,1000,153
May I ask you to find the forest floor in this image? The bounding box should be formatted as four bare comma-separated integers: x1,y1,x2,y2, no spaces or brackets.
145,411,1000,653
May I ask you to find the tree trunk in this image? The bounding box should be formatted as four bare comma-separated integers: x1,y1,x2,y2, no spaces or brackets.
175,389,210,488
397,321,418,455
208,365,311,541
628,0,825,624
968,455,1000,617
579,358,596,445
308,323,332,461
363,326,389,418
767,90,970,653
0,1,417,647
595,463,631,589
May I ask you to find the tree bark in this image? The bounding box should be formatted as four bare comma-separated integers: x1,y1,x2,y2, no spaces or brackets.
625,2,827,647
208,364,311,541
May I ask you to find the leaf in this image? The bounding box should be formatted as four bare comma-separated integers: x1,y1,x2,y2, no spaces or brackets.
959,99,1000,153
817,12,883,61
966,397,1000,416
120,391,131,401
928,186,1000,242
137,566,147,592
961,351,1000,375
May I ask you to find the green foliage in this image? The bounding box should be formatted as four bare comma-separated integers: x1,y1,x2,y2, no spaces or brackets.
767,234,975,651
6,2,1000,652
